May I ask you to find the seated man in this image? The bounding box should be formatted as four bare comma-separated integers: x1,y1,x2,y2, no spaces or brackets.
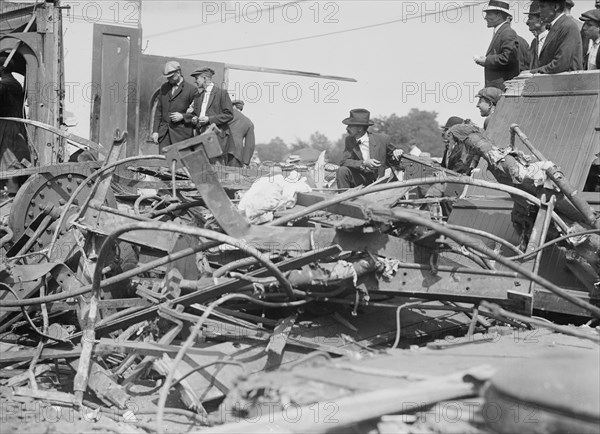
336,108,403,189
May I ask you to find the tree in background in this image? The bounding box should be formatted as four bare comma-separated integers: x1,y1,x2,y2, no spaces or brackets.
255,136,289,163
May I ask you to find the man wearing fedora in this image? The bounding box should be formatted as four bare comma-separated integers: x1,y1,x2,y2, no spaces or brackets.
474,1,520,90
528,0,582,74
525,1,548,69
151,60,197,153
336,109,403,189
185,67,235,164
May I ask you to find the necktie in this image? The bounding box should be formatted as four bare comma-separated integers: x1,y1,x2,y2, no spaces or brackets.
171,84,178,96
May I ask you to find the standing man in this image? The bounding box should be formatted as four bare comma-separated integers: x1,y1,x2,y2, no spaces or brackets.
185,67,234,164
580,9,600,70
474,1,520,90
476,87,503,130
336,109,403,189
228,100,256,167
525,1,549,69
529,0,583,74
0,63,30,195
151,60,197,153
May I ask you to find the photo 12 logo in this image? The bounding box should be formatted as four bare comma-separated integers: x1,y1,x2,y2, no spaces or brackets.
200,1,340,24
230,81,339,105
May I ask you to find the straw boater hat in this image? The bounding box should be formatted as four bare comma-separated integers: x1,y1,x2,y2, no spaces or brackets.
483,0,513,17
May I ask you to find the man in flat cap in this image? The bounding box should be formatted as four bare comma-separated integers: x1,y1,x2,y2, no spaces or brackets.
528,0,582,74
525,1,549,69
336,109,403,189
474,1,520,90
228,99,255,167
185,67,234,164
151,60,197,153
476,87,503,130
581,9,600,70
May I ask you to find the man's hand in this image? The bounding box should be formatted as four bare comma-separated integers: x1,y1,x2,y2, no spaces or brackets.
474,55,486,66
197,115,209,124
362,158,381,171
392,149,404,161
169,112,183,122
151,132,159,144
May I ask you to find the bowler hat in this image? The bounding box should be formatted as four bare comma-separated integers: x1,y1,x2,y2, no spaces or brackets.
477,87,503,105
443,116,464,130
483,0,512,17
163,60,180,77
232,99,245,107
342,108,374,126
580,9,600,24
191,67,215,77
525,1,542,15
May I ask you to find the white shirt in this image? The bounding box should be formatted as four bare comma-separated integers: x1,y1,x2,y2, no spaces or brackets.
588,38,600,71
356,133,370,161
199,83,214,117
537,29,548,56
171,77,183,96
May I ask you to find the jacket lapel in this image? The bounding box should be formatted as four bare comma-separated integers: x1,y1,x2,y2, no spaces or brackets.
539,15,563,58
368,133,378,160
487,22,505,55
206,85,217,110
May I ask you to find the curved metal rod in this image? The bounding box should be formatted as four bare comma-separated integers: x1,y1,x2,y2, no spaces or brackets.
47,155,166,257
508,229,600,261
389,208,600,319
269,176,570,233
444,223,522,255
0,117,107,155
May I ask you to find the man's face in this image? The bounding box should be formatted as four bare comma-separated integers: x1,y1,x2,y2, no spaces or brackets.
539,2,558,24
194,75,209,89
526,14,543,34
346,125,365,139
166,70,180,85
477,97,493,117
485,11,505,28
583,21,600,40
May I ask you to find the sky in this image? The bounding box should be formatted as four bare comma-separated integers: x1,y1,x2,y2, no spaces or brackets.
57,0,596,146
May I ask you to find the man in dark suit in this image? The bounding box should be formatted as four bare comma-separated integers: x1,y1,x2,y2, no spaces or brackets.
474,1,520,90
228,100,256,167
525,1,548,69
529,0,583,74
336,109,403,189
185,67,234,164
580,9,600,70
151,60,197,153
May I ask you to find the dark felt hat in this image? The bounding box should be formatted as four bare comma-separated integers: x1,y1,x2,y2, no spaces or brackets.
443,116,464,130
525,1,542,15
190,67,215,77
342,108,374,126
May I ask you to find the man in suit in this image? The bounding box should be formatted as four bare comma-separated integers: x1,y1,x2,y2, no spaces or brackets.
529,0,583,74
185,67,234,164
580,9,600,70
336,109,403,189
228,100,255,167
0,63,29,195
474,1,520,90
525,1,549,69
151,61,197,153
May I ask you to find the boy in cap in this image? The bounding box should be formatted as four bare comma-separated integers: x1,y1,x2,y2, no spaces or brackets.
474,1,520,90
336,108,403,189
528,0,583,74
151,60,197,152
185,67,235,164
580,9,600,69
476,87,503,130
